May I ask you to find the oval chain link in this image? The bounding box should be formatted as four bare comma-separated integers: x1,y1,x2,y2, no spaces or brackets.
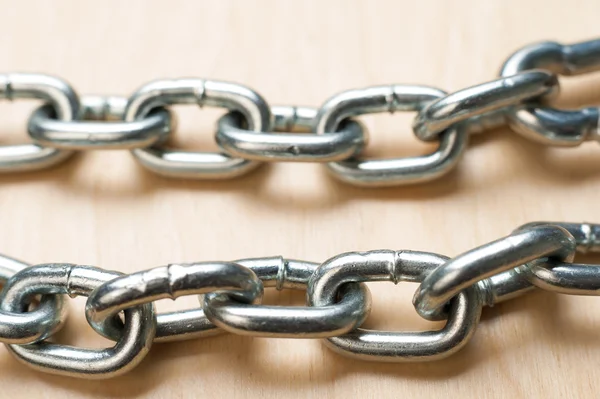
0,35,600,378
412,70,558,141
216,106,367,162
307,250,483,362
1,264,156,379
0,221,599,376
500,38,600,145
412,224,576,321
203,257,372,338
125,78,272,179
0,37,594,185
28,95,174,150
0,73,79,171
313,84,469,187
0,258,69,345
85,262,263,343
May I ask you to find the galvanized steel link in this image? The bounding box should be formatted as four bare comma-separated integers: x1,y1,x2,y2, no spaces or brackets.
307,250,483,361
0,220,598,377
216,106,367,162
85,262,263,343
0,73,79,171
313,84,469,187
2,264,156,379
500,38,600,146
0,36,595,185
412,70,559,141
412,224,577,321
0,259,69,345
125,78,272,179
28,95,174,150
517,222,600,295
203,257,372,338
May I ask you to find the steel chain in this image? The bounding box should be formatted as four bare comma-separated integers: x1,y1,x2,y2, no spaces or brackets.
0,38,599,379
0,221,595,378
0,37,590,185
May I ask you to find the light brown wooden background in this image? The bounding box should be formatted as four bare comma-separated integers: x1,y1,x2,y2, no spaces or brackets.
0,0,599,398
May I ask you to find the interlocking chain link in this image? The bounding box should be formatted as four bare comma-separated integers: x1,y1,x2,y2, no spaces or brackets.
0,221,596,378
0,37,595,185
0,37,599,379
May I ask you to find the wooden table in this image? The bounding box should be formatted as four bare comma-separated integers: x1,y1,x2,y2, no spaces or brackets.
0,1,599,397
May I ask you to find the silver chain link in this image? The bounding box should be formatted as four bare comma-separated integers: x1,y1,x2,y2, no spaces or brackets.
0,220,596,378
0,38,600,379
0,38,595,185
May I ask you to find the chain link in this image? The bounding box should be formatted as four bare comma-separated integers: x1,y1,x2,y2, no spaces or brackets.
0,73,79,171
306,250,483,361
0,37,599,379
28,95,173,150
0,221,595,377
203,257,371,338
86,261,263,343
0,38,592,185
500,39,600,145
1,264,155,379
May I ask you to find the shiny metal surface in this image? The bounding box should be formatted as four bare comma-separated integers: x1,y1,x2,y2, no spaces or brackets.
313,85,468,186
0,38,595,184
28,95,173,149
0,219,598,376
413,70,558,140
500,38,600,145
518,221,600,253
204,257,371,338
523,259,600,295
514,222,600,295
2,264,155,379
125,78,271,178
216,106,366,162
0,261,68,344
413,225,576,320
0,73,79,171
308,250,482,361
86,262,263,343
0,36,595,184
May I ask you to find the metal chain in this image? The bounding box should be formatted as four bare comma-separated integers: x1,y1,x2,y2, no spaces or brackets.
0,37,599,379
0,37,594,185
0,221,596,378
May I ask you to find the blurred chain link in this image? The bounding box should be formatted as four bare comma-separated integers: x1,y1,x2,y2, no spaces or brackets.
0,38,595,185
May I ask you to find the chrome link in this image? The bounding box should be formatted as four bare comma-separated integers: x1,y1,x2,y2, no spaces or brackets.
412,224,576,320
216,106,366,162
307,250,482,361
0,73,79,171
501,38,600,145
523,258,600,295
477,221,600,306
413,70,559,140
28,95,173,150
0,219,597,376
515,222,600,295
313,85,468,187
125,78,272,179
0,260,68,344
2,264,155,379
518,221,600,253
85,262,263,343
203,257,372,338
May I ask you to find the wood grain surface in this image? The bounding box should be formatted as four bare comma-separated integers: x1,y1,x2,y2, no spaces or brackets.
0,1,599,397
